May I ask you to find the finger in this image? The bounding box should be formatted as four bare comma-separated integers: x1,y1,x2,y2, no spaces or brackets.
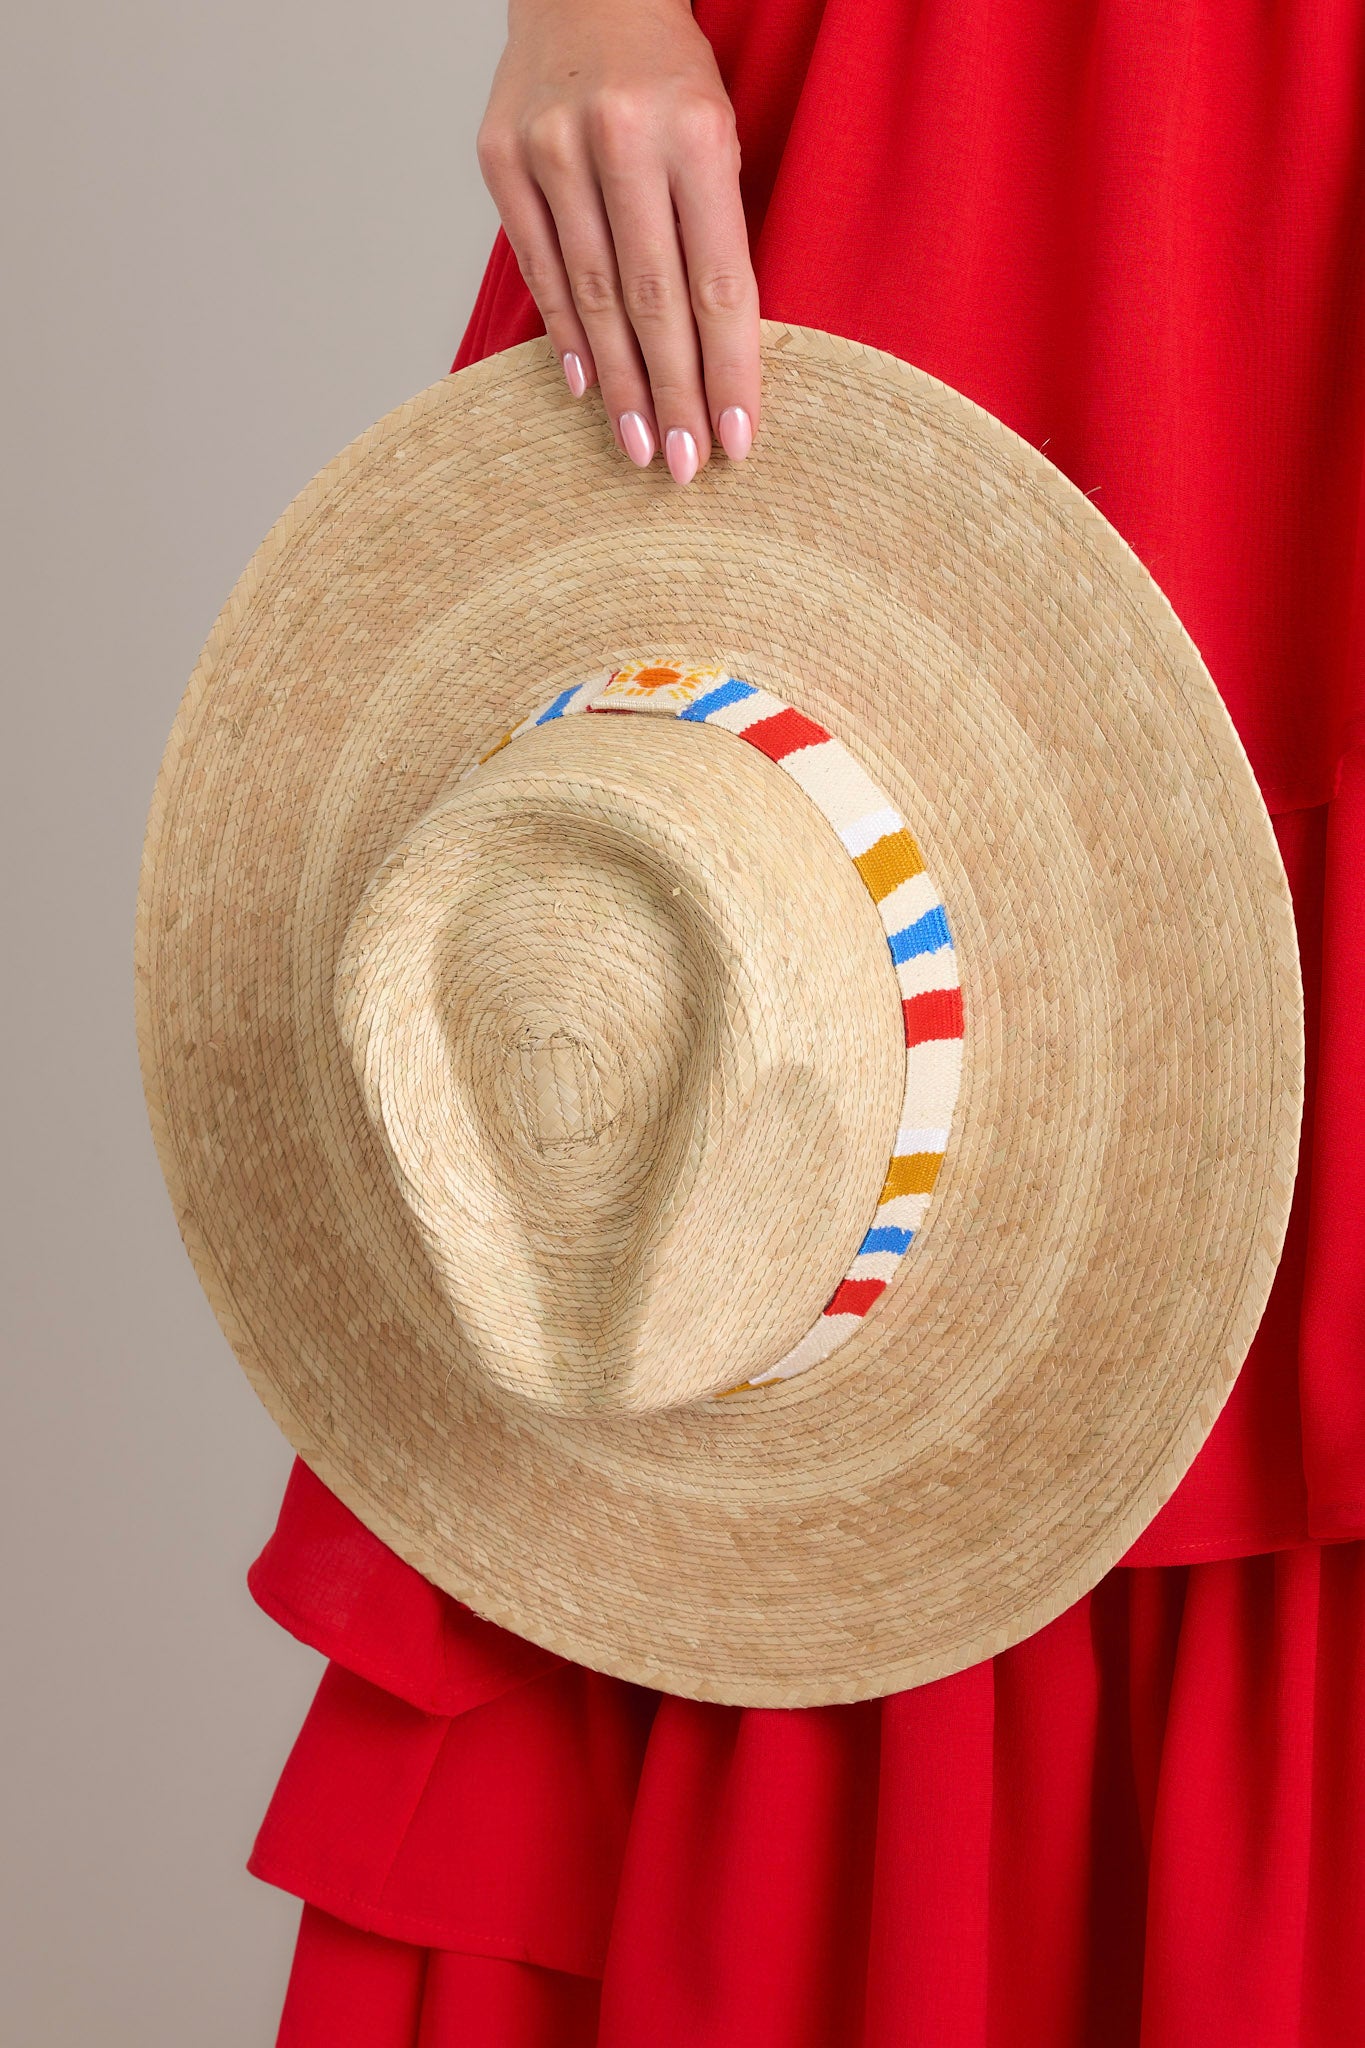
523,118,662,464
670,115,761,462
596,149,713,486
476,130,599,402
531,144,664,468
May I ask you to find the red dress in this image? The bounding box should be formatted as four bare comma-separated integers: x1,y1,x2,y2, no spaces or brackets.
251,3,1365,2040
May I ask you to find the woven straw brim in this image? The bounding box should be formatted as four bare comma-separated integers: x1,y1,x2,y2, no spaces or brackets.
134,323,1303,1706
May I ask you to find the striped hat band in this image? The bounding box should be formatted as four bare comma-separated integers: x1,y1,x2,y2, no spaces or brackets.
469,658,966,1397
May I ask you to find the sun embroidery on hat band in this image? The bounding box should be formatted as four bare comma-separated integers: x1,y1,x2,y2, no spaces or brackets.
469,660,965,1398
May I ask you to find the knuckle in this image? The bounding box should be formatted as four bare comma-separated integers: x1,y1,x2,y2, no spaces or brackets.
675,93,738,155
524,105,581,173
691,269,755,321
475,121,516,182
622,269,677,323
518,253,564,309
651,379,705,428
572,266,622,318
585,87,653,165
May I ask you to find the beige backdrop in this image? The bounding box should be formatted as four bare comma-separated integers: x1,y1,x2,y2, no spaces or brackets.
2,6,509,2040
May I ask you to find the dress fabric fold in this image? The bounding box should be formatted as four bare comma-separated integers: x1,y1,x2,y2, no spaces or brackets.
256,1470,1365,2046
253,0,1365,2038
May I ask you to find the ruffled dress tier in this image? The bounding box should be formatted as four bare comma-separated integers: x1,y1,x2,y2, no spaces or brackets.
252,2,1365,2040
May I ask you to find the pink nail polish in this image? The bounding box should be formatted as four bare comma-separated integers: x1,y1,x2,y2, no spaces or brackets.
665,428,700,486
620,411,655,466
562,351,587,399
718,406,753,461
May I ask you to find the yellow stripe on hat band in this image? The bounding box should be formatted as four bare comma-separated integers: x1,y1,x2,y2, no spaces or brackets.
880,1152,944,1201
854,828,926,901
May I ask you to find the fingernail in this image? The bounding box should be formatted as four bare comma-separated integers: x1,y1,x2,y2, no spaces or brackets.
620,411,655,466
665,427,700,486
718,406,753,461
562,351,587,399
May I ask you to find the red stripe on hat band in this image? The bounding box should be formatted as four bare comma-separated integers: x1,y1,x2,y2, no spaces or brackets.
902,986,965,1045
825,1277,887,1319
740,708,832,761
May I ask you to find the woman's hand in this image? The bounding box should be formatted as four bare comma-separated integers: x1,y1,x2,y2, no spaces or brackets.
476,0,759,484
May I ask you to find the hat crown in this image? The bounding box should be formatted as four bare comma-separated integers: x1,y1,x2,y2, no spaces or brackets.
334,711,907,1412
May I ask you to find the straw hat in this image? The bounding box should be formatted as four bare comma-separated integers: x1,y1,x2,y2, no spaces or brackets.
134,321,1303,1706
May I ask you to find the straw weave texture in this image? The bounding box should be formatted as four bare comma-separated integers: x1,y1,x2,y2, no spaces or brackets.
134,322,1303,1704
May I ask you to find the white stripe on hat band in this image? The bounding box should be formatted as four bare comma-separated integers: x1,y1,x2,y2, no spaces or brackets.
896,950,961,1000
876,1192,932,1231
895,1127,951,1154
839,805,906,858
848,1250,904,1284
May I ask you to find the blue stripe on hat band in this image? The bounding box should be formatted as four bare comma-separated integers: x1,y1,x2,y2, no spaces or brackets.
535,685,583,723
858,1224,914,1256
679,677,757,722
888,904,953,962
